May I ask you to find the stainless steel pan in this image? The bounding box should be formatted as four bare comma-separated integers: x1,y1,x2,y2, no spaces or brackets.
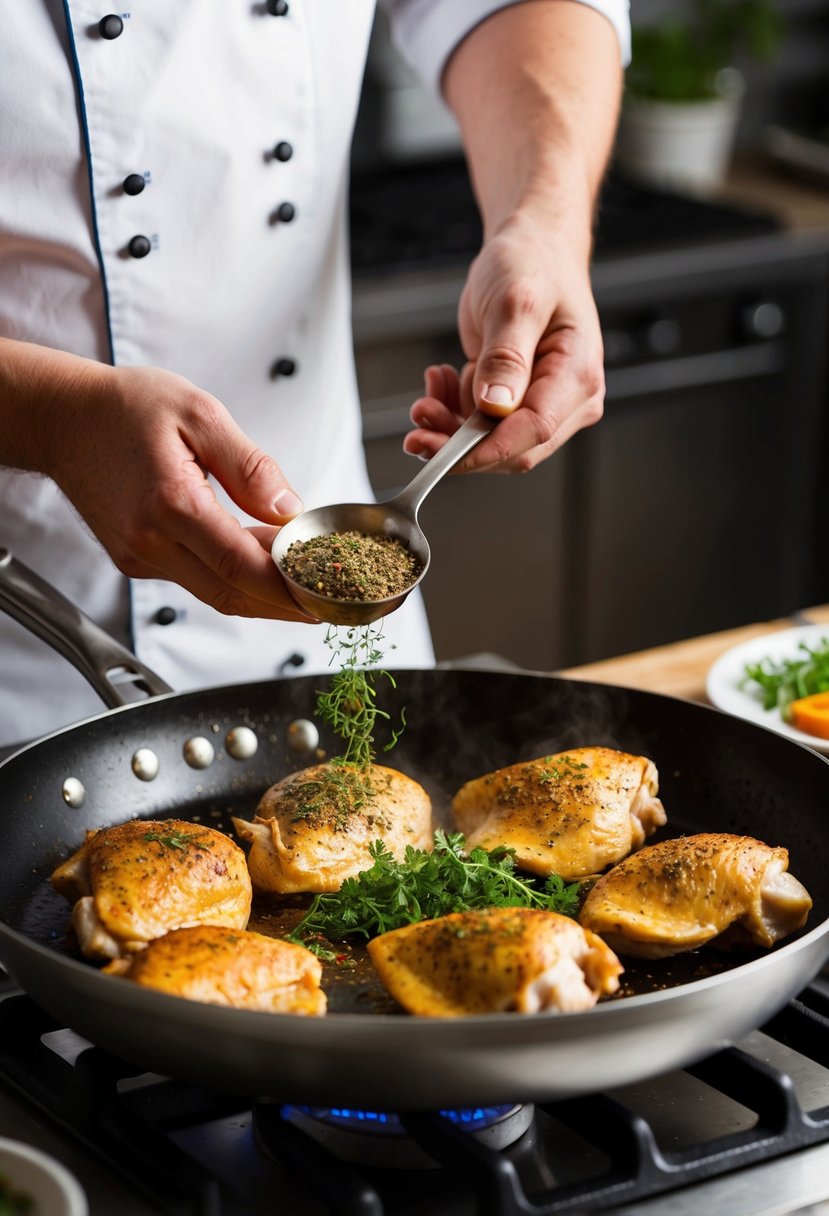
1,549,828,1111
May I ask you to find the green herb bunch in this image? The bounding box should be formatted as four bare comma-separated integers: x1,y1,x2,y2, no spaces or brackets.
742,636,829,717
287,829,582,960
315,623,404,770
628,0,784,103
0,1171,33,1216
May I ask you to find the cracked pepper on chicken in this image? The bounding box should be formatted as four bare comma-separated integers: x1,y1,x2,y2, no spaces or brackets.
51,818,252,960
452,746,666,880
578,832,813,958
233,761,432,894
368,906,623,1016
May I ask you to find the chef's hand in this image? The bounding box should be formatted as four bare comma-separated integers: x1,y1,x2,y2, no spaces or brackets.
404,0,620,475
74,365,315,619
0,342,314,621
403,213,605,474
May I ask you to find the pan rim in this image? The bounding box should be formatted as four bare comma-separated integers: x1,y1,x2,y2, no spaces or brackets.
2,911,827,1037
6,665,829,767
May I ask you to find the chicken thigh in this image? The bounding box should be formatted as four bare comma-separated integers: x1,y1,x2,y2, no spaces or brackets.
104,924,326,1014
51,819,252,960
452,747,665,880
367,907,623,1016
579,833,813,958
233,762,432,894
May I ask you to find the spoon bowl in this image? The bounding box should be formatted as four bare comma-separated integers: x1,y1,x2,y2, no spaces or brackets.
272,500,431,626
272,410,495,626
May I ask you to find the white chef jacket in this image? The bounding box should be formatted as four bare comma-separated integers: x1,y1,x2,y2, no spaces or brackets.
0,0,629,747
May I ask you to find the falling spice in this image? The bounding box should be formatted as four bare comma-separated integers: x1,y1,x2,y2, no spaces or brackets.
282,531,422,602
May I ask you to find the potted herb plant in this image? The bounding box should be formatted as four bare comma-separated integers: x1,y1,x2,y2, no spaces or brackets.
615,0,784,194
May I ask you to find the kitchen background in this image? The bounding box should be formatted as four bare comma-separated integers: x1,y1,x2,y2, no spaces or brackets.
5,9,829,1216
349,0,829,672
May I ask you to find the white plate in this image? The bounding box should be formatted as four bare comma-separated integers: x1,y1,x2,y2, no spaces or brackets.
0,1137,87,1216
706,624,829,753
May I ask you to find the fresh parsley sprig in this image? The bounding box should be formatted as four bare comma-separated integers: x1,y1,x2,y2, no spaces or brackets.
741,636,829,716
286,829,582,959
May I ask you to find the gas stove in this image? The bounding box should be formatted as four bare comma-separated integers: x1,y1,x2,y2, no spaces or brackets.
2,970,829,1216
348,156,780,276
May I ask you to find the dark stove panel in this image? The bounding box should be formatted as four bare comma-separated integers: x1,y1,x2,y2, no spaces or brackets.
349,156,780,276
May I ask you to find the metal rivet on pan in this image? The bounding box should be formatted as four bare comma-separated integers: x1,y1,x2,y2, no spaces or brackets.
286,718,319,753
226,726,259,760
183,736,215,769
61,777,86,808
132,748,160,781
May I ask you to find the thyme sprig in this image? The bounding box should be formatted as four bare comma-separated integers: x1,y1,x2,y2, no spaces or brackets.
286,830,582,960
315,623,405,770
142,829,208,852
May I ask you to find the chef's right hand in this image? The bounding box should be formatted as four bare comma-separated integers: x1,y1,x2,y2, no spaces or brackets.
0,341,315,621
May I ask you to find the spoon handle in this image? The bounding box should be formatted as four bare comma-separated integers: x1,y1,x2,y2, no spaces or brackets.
388,411,496,521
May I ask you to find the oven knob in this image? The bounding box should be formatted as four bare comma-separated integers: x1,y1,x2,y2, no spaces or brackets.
740,300,785,340
602,328,636,366
642,316,682,357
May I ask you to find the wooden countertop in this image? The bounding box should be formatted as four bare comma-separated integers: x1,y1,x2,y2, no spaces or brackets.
558,605,829,703
719,155,829,235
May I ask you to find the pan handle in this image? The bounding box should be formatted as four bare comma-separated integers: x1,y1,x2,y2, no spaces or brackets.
0,549,172,708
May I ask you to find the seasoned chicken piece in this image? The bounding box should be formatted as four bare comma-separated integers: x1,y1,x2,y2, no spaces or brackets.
51,819,252,961
233,762,432,894
367,907,623,1016
452,747,665,880
104,925,326,1015
579,833,813,958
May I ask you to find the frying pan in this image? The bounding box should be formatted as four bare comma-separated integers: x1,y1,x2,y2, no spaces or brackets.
1,548,828,1112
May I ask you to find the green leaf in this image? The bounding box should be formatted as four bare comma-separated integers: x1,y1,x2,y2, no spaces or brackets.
285,832,583,953
741,637,829,716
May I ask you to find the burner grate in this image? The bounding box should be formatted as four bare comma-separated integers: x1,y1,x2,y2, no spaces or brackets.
0,987,829,1215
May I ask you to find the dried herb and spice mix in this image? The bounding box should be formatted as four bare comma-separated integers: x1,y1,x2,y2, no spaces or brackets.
282,530,422,602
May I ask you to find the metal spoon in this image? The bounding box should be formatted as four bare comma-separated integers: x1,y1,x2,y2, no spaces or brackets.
271,410,496,625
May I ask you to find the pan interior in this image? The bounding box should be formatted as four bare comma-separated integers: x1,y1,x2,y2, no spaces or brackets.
2,669,828,1017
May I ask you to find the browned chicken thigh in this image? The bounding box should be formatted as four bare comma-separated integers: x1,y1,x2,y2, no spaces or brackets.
579,833,813,958
367,907,623,1016
233,762,432,894
452,747,665,880
104,924,326,1014
51,819,252,960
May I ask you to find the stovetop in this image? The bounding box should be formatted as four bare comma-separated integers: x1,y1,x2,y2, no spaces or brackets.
2,971,829,1216
349,156,781,276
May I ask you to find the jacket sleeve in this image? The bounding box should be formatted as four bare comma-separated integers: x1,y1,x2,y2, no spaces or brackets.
379,0,631,95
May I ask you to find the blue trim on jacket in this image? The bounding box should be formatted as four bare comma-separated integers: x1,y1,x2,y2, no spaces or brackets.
60,2,116,366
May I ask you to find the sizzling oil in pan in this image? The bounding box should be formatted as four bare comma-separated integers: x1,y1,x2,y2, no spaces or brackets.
247,894,751,1014
19,787,767,1018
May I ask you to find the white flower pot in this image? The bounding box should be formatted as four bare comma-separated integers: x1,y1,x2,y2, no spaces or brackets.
615,89,742,195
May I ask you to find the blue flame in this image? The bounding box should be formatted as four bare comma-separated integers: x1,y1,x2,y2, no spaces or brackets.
283,1105,514,1133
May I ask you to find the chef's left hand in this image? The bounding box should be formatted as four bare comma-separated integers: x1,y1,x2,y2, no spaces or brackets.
403,212,605,475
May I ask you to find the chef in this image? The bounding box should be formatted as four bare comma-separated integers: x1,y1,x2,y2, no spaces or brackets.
0,0,629,747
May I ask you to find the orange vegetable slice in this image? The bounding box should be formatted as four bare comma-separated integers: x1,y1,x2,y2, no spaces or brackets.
789,691,829,739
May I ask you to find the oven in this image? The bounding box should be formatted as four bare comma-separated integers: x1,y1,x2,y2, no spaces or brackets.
2,967,829,1214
